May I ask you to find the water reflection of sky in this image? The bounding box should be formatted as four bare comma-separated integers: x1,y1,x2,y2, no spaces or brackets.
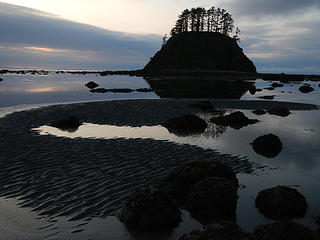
34,109,320,231
0,73,158,108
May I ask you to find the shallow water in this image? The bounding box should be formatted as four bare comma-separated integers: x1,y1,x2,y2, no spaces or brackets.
1,72,320,239
34,109,320,232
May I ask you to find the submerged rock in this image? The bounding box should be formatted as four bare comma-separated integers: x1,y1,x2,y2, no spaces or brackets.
85,81,99,89
253,221,317,240
267,108,291,117
255,186,307,220
210,111,259,130
185,177,238,223
251,134,282,158
143,32,256,73
159,160,238,205
271,82,284,88
264,87,275,91
162,115,207,136
179,221,251,240
50,116,82,131
117,187,181,228
258,95,275,100
299,85,314,93
252,109,267,116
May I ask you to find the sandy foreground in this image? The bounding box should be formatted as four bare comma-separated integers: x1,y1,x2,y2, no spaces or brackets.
0,99,318,239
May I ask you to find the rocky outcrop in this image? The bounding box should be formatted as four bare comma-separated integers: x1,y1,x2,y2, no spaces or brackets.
185,177,238,223
162,115,207,136
253,221,317,240
255,186,307,220
143,32,256,73
159,160,238,205
210,111,259,130
117,187,181,228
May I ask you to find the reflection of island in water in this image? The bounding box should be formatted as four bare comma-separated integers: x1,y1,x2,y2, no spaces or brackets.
144,77,255,99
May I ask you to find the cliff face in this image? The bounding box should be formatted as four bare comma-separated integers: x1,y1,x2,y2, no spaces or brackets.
143,32,256,73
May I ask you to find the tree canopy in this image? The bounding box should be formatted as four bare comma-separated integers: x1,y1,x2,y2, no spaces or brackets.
170,7,240,41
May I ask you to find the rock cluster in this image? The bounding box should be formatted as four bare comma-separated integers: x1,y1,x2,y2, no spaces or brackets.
210,111,259,130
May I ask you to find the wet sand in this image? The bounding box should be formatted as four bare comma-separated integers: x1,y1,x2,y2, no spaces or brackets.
0,99,318,237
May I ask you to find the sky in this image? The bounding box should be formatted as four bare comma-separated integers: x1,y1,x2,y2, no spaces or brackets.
0,0,320,73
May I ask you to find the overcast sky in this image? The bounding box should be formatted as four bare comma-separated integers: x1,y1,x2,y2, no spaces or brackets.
0,0,319,73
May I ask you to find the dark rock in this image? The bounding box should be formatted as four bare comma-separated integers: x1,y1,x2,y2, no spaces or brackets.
185,177,238,223
299,85,314,93
90,88,108,93
179,221,251,240
135,88,153,92
210,111,259,130
159,160,238,205
85,81,99,89
251,134,282,158
108,88,134,93
255,186,307,220
252,109,267,116
258,95,275,100
253,221,317,240
264,87,275,91
0,70,9,74
271,82,284,88
50,116,82,131
162,115,207,136
267,108,291,117
256,88,263,92
188,101,218,113
248,85,257,95
143,32,256,73
117,187,181,228
0,77,3,82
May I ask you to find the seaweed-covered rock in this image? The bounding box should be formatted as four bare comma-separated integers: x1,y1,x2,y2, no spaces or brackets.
252,109,267,116
251,134,282,158
253,221,317,240
159,160,238,205
255,186,307,220
85,81,99,89
299,86,314,93
271,82,284,88
179,222,251,240
210,111,259,130
117,187,181,228
162,115,207,136
185,177,238,223
50,116,82,131
258,95,275,100
267,108,291,117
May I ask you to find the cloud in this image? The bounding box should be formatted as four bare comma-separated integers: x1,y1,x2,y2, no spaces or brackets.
0,2,161,70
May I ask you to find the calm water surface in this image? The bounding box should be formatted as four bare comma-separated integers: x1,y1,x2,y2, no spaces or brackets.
1,72,320,239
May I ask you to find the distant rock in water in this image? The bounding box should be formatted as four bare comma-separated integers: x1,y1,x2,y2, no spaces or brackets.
143,32,256,73
0,77,3,82
252,109,267,116
267,108,291,117
85,81,99,89
299,85,314,93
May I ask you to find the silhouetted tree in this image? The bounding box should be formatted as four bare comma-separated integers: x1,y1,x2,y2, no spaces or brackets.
170,6,239,39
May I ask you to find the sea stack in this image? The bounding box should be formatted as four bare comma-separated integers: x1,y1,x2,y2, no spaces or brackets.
143,32,256,73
